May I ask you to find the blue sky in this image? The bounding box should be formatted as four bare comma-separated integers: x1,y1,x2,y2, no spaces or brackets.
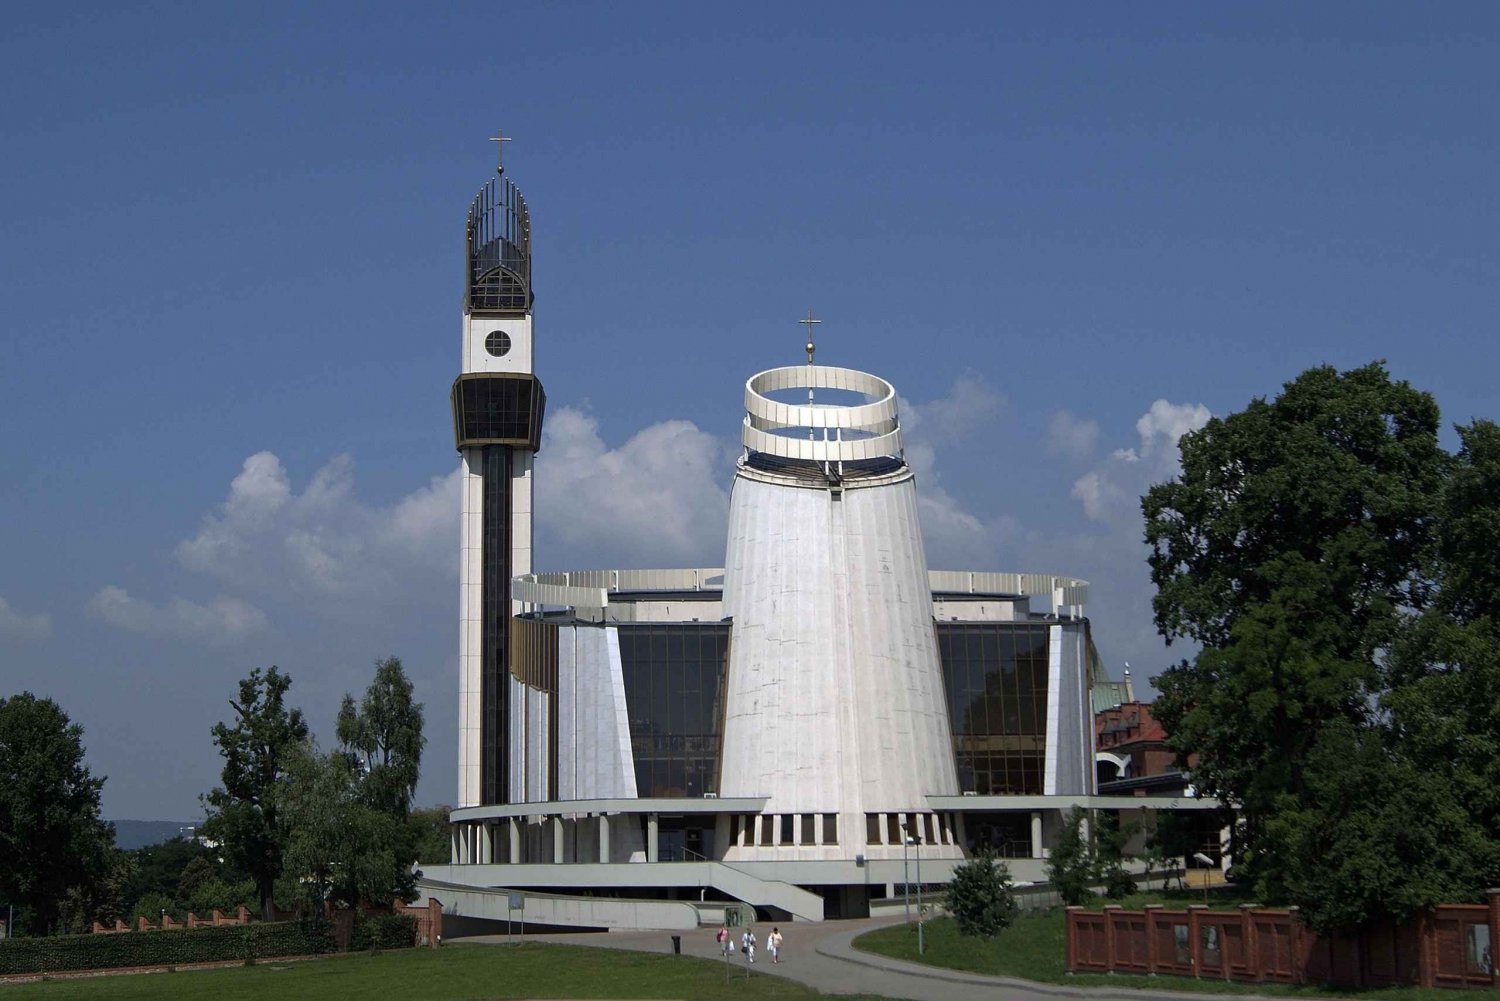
2,2,1496,819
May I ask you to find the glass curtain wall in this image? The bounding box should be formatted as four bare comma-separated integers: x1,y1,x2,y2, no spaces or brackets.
937,623,1050,794
617,624,730,798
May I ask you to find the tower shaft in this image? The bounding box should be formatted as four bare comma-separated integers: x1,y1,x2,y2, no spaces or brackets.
453,173,544,809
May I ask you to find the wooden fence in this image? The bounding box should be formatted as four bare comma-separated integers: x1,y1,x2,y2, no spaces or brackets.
1067,889,1500,989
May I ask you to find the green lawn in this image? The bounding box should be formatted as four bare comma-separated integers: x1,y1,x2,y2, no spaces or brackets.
1,942,892,1001
853,898,1473,1001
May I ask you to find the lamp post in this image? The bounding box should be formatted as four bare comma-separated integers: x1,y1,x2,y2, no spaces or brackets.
1193,852,1215,905
908,834,925,956
901,824,911,923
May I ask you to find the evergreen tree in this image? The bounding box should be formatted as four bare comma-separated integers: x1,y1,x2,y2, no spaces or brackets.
947,850,1017,938
0,692,116,935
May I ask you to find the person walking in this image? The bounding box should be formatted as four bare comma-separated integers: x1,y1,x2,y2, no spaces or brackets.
741,926,757,964
768,926,783,964
716,924,730,956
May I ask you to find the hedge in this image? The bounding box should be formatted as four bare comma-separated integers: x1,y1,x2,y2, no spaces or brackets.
0,920,337,975
350,914,417,952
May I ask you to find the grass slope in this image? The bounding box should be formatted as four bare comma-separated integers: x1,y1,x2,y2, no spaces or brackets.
854,896,1470,1001
1,942,893,1001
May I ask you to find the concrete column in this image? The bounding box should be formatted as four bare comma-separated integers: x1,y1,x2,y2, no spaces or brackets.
477,823,491,864
508,817,522,864
450,825,460,865
647,813,659,863
955,812,968,852
598,813,611,863
552,816,565,864
1031,811,1045,859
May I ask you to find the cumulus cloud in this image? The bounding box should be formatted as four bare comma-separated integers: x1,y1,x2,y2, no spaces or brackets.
900,374,1007,568
1048,410,1100,461
175,451,461,600
1071,400,1210,525
88,586,267,644
0,596,52,641
535,407,734,568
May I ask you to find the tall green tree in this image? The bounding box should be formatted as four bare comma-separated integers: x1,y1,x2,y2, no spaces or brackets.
1142,362,1444,898
336,656,425,820
1046,806,1095,905
280,743,416,911
0,692,116,935
201,667,308,920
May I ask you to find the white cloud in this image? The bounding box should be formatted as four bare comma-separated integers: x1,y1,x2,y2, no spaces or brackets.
175,451,461,600
88,586,267,644
1071,399,1210,525
0,596,52,641
1048,410,1100,461
535,407,733,568
899,374,1007,568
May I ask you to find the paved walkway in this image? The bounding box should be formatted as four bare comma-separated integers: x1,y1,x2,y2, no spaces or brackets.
464,917,1285,1001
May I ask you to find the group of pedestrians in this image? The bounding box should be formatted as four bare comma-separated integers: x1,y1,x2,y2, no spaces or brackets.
716,923,784,964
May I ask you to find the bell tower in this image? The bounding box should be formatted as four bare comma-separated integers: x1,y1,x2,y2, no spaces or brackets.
452,138,545,808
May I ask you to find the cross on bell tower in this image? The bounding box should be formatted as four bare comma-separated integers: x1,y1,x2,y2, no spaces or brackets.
489,131,513,175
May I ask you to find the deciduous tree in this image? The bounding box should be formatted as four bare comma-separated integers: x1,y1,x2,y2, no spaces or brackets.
336,656,425,820
201,667,308,920
1143,362,1444,898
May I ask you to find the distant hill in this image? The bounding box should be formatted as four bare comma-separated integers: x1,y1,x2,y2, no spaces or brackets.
111,820,199,850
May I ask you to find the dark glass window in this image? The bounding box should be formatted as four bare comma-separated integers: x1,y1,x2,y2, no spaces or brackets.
800,814,816,846
452,375,545,448
618,623,730,799
759,817,773,846
780,815,794,845
866,814,881,845
823,814,838,845
484,330,512,357
480,446,511,805
963,812,1033,858
938,623,1051,795
886,814,901,845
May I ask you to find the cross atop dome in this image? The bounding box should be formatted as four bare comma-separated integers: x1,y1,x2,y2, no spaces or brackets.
799,309,821,365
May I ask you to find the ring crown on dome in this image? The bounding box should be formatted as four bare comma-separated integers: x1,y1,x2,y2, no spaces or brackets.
741,365,903,468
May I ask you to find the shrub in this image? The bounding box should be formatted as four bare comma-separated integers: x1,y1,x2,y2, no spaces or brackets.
947,851,1018,938
350,913,417,951
0,920,336,975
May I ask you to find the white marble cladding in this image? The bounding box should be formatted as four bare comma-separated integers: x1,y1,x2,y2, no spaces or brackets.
1043,622,1092,795
457,448,484,808
555,625,637,801
462,314,534,375
718,469,959,860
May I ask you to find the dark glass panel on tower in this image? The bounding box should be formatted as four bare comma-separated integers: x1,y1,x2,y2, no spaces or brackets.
937,622,1051,795
452,374,546,450
480,446,512,804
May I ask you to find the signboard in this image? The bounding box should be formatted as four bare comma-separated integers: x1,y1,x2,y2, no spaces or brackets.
508,892,524,910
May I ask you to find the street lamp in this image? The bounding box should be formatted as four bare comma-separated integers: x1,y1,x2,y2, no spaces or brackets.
1192,851,1215,905
901,826,911,923
907,834,925,956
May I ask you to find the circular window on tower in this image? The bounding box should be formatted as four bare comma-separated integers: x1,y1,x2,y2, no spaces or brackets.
484,330,512,357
